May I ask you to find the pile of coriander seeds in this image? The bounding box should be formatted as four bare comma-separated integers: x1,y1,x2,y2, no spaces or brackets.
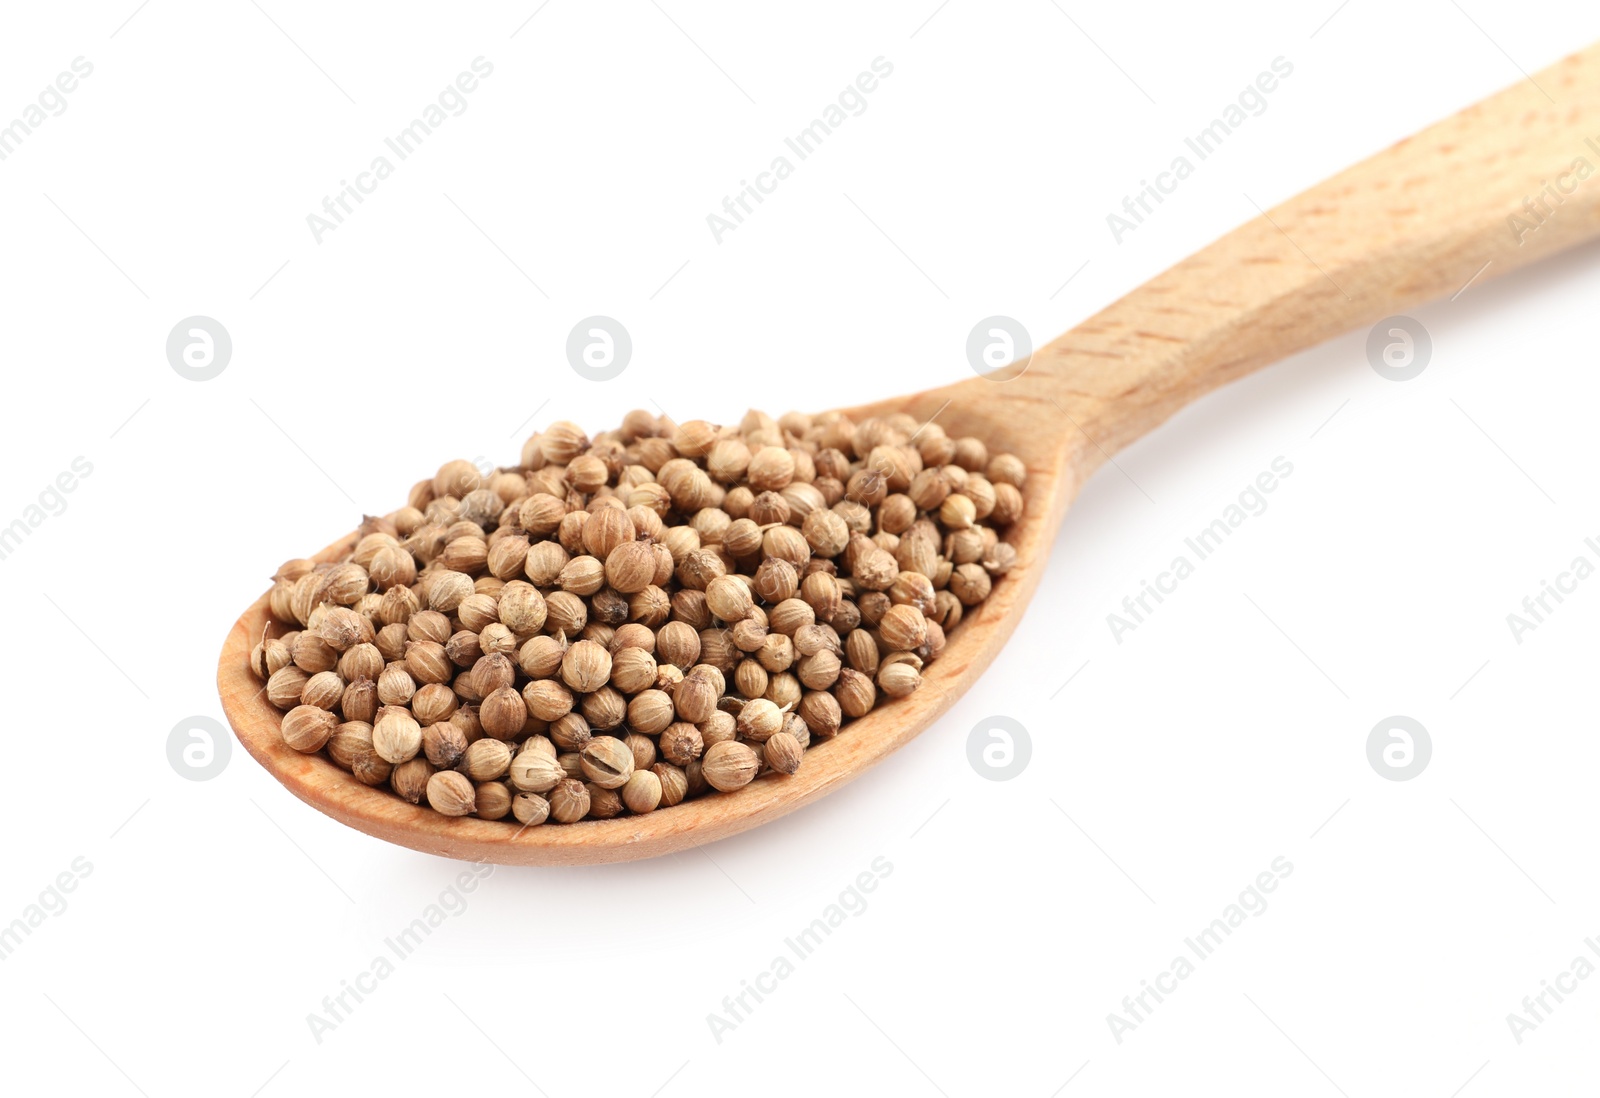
249,408,1024,826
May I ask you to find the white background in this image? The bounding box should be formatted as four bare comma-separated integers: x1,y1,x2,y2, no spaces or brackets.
1,2,1597,1095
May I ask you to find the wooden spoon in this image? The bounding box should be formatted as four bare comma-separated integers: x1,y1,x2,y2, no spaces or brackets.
220,42,1600,864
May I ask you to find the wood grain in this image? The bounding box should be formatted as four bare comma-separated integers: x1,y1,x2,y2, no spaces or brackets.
220,42,1600,864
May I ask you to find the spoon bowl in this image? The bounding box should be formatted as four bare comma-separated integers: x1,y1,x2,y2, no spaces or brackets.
218,382,1074,864
220,41,1600,863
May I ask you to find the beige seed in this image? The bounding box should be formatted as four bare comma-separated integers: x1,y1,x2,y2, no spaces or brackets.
653,763,689,807
300,670,345,711
326,721,375,770
522,678,574,722
549,712,593,751
834,668,876,719
660,722,704,766
426,771,476,816
625,732,657,771
548,778,591,823
391,759,436,804
877,661,922,698
699,710,737,748
878,604,929,651
463,738,513,782
605,541,657,594
798,691,842,739
423,722,469,769
672,672,719,724
736,698,783,742
474,781,513,820
610,647,658,694
627,689,676,735
427,570,475,612
702,741,760,791
579,736,634,789
747,446,795,491
764,731,803,776
509,749,565,793
266,666,310,709
705,574,754,622
561,640,612,693
949,563,993,605
622,770,663,814
586,782,625,819
280,705,337,753
373,710,422,764
512,792,550,826
939,493,977,530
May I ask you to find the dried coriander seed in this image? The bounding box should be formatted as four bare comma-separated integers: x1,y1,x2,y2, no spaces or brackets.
705,574,754,622
764,732,803,776
411,682,458,725
586,783,625,819
373,709,422,764
797,649,841,691
781,712,811,749
404,641,452,684
877,661,922,698
518,634,567,679
673,672,719,724
341,679,378,724
549,712,592,752
610,647,658,694
656,621,701,667
556,751,584,780
548,778,591,823
736,698,783,743
622,770,663,814
949,563,992,605
479,686,528,740
579,736,634,789
352,748,393,787
509,749,564,793
766,671,802,710
469,649,513,694
653,763,689,807
684,759,709,798
427,570,475,612
604,541,656,594
624,732,656,771
281,705,337,753
391,758,436,804
523,678,574,722
660,722,704,766
301,671,345,711
326,721,375,770
426,771,476,816
337,642,383,682
423,722,469,770
702,741,760,792
463,738,513,782
475,781,513,820
512,792,550,826
699,710,737,748
834,669,876,719
561,639,612,692
878,604,929,652
291,633,338,674
266,666,310,709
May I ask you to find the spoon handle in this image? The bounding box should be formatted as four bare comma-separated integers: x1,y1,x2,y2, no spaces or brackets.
1033,40,1600,469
